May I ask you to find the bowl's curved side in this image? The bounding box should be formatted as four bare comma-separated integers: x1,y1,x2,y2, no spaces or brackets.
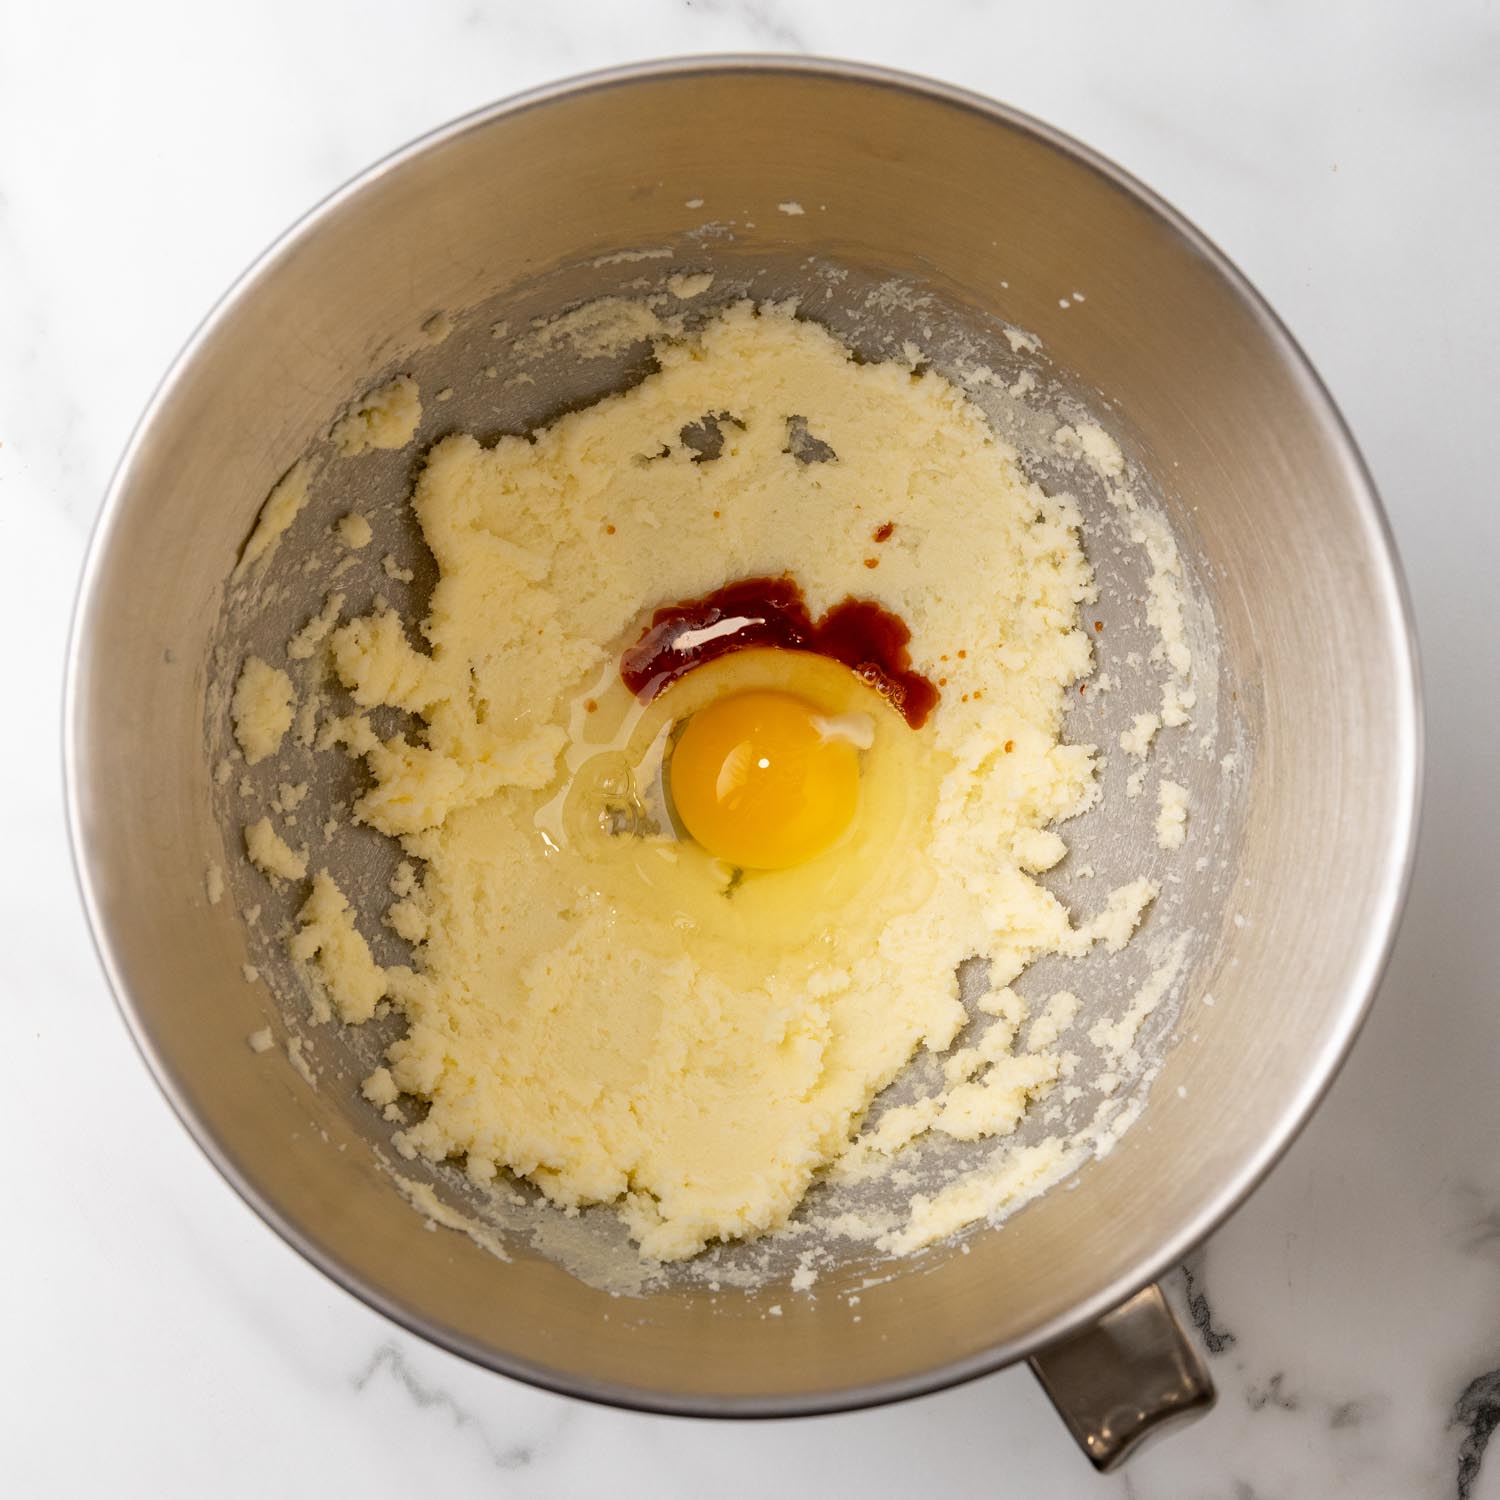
64,56,1421,1415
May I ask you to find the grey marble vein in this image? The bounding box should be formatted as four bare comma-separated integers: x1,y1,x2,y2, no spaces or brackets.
1453,1366,1500,1500
353,1341,538,1470
1244,1371,1298,1413
1125,1478,1266,1500
1452,1182,1500,1265
1180,1251,1236,1355
1328,1398,1375,1431
684,0,810,51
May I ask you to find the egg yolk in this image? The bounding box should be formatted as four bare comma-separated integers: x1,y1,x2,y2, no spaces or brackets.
669,690,861,869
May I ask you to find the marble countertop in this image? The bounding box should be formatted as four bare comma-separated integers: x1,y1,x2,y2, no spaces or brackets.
6,2,1499,1495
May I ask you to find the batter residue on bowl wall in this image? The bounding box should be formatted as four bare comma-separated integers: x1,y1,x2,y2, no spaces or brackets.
219,293,1211,1273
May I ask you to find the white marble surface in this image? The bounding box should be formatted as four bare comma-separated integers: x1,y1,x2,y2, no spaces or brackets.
5,2,1500,1495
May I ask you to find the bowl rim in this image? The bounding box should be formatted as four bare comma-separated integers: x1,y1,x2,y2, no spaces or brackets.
62,53,1424,1419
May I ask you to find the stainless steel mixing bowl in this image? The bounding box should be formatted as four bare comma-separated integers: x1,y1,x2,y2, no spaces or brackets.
64,58,1420,1467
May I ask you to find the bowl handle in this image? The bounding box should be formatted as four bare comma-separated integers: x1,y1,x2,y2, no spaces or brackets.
1027,1282,1215,1471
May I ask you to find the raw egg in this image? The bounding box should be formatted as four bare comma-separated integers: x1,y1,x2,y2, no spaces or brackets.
668,690,862,870
538,647,946,945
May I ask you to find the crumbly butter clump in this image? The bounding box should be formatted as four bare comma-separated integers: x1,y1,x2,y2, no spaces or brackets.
243,817,306,882
233,461,311,578
1157,778,1190,849
230,656,295,765
294,303,1150,1260
335,512,373,549
330,375,422,456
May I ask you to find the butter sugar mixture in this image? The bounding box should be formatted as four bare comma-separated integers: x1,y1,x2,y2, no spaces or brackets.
234,302,1173,1261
